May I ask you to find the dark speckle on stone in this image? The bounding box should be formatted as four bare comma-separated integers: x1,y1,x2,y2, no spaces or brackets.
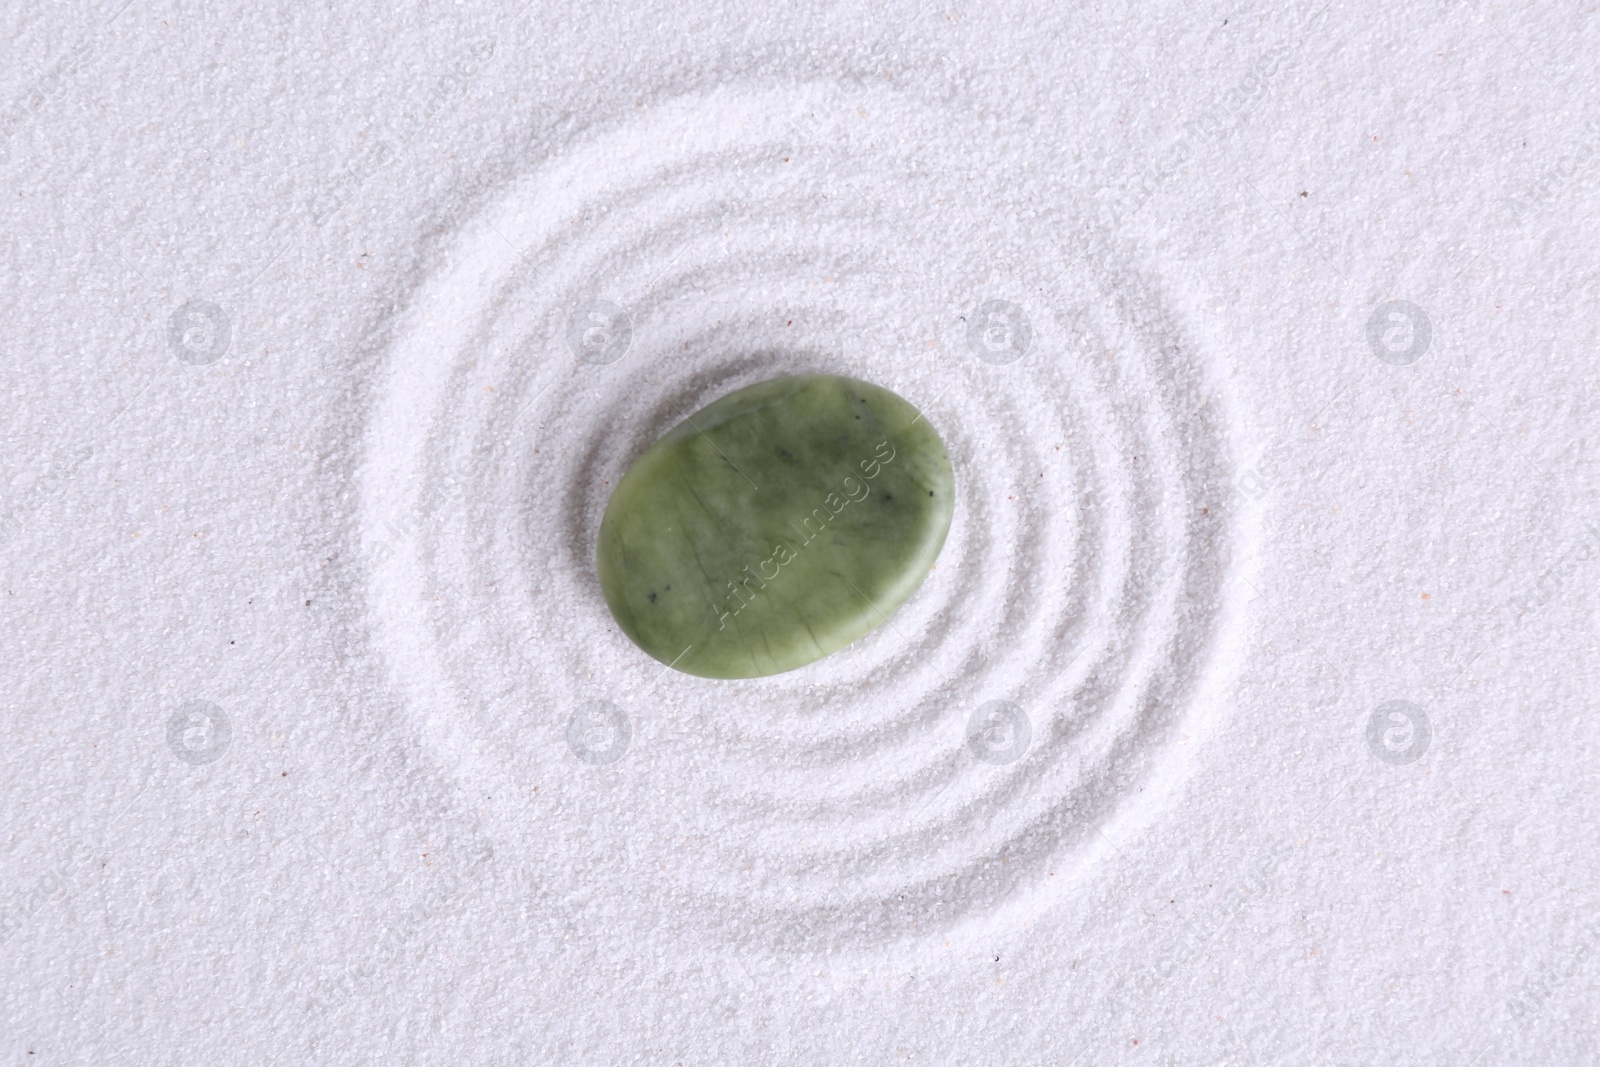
647,591,657,602
928,490,934,496
883,493,893,502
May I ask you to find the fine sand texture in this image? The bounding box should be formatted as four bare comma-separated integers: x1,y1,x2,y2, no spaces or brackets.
2,3,1596,1064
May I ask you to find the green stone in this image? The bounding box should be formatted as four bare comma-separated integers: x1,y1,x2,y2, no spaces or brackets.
596,373,954,679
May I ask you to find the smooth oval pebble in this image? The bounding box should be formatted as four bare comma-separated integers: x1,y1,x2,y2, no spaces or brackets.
596,373,954,679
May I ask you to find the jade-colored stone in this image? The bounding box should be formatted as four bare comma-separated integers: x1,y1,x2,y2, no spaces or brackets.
596,373,954,679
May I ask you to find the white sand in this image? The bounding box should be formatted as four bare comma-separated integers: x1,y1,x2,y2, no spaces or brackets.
3,2,1596,1063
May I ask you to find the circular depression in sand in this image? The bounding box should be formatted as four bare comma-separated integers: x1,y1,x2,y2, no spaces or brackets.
360,79,1249,950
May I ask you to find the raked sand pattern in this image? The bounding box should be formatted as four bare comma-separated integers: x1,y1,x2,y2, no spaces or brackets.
360,79,1253,951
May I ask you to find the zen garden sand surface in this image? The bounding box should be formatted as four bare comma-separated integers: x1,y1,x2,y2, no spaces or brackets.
4,4,1597,1064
